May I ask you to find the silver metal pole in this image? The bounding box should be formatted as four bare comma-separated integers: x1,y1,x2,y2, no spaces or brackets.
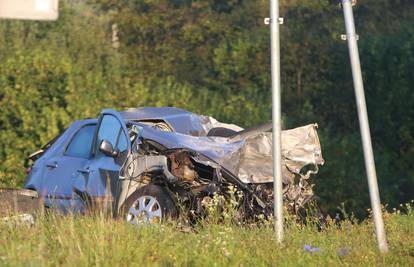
341,0,388,253
270,0,283,243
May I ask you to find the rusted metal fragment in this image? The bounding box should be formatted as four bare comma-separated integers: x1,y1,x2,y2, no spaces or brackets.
166,150,198,182
0,189,42,218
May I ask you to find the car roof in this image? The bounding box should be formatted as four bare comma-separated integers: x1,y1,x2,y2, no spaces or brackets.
119,107,208,136
119,107,192,121
74,107,193,128
75,107,208,136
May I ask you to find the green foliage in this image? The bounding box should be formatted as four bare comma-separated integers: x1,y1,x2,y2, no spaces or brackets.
0,0,413,217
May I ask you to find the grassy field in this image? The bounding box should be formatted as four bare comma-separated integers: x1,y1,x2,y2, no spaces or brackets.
0,204,413,267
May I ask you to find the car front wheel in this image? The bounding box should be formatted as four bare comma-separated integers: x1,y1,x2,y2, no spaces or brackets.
123,184,177,225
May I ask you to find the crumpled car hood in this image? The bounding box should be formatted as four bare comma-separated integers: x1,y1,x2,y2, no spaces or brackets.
222,124,324,184
139,118,323,184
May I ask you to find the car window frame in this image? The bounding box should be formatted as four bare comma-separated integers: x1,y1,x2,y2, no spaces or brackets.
63,123,97,159
114,126,128,152
92,112,130,158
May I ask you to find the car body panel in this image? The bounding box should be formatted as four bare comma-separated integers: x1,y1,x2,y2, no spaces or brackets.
25,119,97,196
25,119,96,211
72,109,131,212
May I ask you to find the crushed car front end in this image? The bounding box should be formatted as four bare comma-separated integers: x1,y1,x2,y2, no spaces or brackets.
115,112,324,223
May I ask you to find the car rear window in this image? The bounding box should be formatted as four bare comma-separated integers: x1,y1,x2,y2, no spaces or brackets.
65,125,96,158
28,130,66,161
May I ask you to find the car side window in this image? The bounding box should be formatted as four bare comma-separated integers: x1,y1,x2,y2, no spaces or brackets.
116,130,128,153
96,115,128,156
65,125,96,158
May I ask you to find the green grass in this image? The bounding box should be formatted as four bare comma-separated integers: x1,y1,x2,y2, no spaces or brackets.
0,206,413,267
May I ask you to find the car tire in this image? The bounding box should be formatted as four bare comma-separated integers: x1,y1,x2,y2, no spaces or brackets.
207,127,238,137
122,184,177,225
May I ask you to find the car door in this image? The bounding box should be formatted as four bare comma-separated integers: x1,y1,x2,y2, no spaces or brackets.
42,123,96,211
73,109,130,214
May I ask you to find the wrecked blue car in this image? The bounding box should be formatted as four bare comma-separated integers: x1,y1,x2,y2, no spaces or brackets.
25,107,324,223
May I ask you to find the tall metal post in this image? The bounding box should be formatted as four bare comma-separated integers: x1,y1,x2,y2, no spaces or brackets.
341,0,388,253
270,0,284,243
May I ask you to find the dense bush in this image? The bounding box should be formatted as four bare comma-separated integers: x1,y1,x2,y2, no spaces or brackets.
0,0,413,218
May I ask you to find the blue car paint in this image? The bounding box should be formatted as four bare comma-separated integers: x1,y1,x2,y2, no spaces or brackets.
24,109,132,212
25,119,97,211
72,109,131,205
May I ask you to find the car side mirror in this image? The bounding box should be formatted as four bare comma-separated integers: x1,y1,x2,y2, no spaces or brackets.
99,140,119,157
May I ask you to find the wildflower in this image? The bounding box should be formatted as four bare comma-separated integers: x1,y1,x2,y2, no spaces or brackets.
304,244,320,253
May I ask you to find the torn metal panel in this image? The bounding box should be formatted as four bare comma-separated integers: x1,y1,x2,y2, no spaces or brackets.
229,124,324,184
123,155,176,183
198,115,244,135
